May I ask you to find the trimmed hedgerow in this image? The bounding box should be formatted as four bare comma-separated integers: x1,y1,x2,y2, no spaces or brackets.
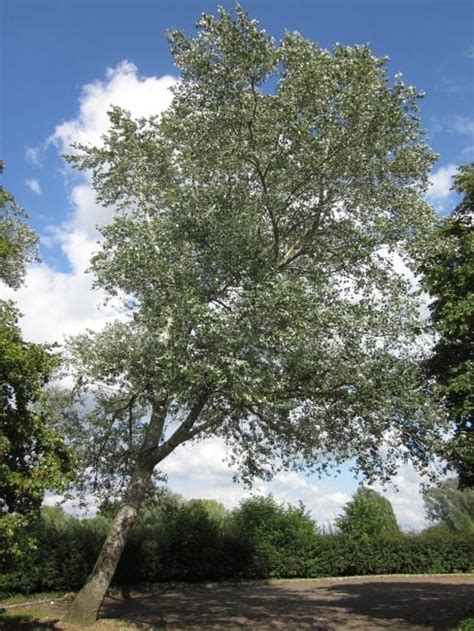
1,498,473,597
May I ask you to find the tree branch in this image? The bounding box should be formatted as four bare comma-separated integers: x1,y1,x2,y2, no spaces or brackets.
153,392,210,464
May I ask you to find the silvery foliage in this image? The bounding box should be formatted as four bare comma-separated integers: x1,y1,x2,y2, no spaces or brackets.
62,7,446,499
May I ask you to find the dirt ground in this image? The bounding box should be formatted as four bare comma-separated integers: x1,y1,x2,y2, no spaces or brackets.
1,575,473,630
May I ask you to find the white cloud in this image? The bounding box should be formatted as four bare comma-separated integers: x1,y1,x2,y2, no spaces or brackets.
0,263,115,344
161,437,352,526
370,464,431,531
427,163,457,202
26,178,42,196
25,146,42,167
1,61,177,345
50,60,175,156
160,437,429,530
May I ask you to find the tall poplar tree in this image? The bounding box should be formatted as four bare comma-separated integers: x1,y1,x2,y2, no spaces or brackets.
63,8,445,623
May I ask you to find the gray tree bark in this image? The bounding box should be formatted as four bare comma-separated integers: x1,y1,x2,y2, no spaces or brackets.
64,462,153,625
64,395,208,625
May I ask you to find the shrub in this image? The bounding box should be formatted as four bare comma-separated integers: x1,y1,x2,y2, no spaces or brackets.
229,496,319,578
0,507,108,597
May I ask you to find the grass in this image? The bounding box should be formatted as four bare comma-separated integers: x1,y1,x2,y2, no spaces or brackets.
0,592,68,607
454,618,474,631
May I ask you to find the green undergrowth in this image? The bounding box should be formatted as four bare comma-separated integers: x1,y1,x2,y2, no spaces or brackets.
454,618,474,631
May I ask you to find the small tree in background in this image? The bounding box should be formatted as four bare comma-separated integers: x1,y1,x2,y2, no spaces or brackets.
335,487,400,541
231,495,318,577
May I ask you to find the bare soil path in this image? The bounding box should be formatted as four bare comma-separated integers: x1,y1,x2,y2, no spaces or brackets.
1,575,473,630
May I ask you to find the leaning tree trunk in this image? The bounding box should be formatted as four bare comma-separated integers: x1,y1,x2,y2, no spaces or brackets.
64,394,206,625
64,463,154,625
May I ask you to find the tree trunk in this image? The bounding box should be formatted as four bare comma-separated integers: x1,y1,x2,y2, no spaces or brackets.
64,396,205,625
64,463,153,625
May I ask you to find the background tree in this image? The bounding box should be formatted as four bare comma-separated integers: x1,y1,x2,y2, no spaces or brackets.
0,160,39,289
335,487,400,541
62,8,445,623
423,478,474,534
0,163,73,559
422,164,474,488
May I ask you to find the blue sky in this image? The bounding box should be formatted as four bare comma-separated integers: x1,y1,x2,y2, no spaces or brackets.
1,0,473,527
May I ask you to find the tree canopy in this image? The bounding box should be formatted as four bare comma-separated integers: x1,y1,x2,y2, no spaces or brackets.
0,163,73,559
423,478,474,534
335,487,400,541
62,7,446,623
422,164,474,488
67,7,443,495
0,160,38,289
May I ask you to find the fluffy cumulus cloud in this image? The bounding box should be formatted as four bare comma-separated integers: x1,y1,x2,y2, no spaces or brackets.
50,61,175,155
3,61,433,529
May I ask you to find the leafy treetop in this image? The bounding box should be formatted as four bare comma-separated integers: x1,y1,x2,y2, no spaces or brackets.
64,6,444,499
335,486,400,541
423,478,474,534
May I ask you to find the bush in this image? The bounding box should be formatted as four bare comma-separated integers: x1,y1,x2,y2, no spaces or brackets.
229,496,320,578
0,507,108,597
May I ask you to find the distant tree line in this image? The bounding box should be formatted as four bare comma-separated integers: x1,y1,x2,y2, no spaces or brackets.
1,484,472,597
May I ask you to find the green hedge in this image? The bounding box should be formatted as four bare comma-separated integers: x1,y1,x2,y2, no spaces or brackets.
306,534,474,578
1,499,473,597
0,509,108,595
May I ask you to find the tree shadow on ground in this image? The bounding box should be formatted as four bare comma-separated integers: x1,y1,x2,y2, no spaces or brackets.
323,581,474,631
0,613,61,630
100,578,474,630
